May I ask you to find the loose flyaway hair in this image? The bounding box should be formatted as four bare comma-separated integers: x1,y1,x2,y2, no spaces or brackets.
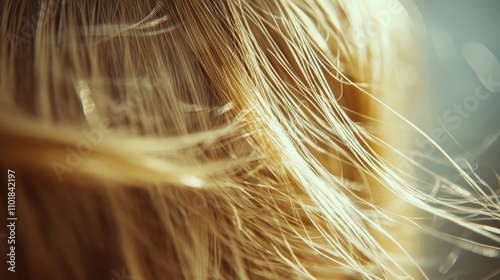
0,0,498,279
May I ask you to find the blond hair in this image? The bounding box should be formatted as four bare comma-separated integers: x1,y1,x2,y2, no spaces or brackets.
0,0,498,279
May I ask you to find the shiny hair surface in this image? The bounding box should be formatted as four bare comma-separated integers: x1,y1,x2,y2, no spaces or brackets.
0,0,498,279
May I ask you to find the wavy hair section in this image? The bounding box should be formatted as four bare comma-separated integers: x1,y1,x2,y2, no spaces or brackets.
0,0,498,279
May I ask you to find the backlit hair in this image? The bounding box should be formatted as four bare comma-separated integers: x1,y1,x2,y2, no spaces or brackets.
0,0,498,279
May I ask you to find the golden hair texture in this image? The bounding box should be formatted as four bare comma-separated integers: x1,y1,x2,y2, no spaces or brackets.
0,0,498,279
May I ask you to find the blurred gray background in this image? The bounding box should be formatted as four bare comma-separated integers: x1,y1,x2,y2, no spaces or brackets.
410,0,500,279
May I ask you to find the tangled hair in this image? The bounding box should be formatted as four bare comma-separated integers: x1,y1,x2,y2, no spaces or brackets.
0,0,498,279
